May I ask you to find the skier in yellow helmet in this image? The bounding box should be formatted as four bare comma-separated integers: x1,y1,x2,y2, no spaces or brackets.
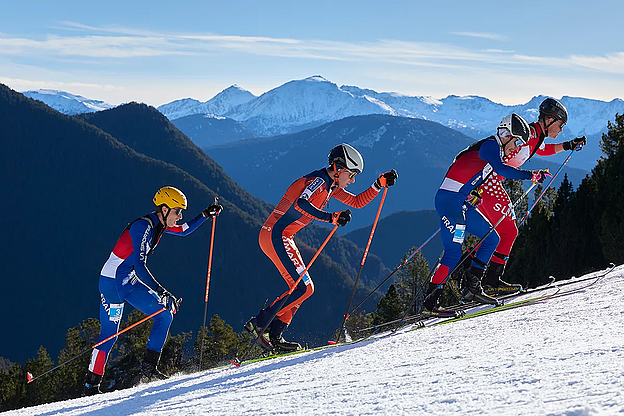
83,187,222,395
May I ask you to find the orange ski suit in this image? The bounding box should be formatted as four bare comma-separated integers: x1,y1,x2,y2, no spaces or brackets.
260,168,380,325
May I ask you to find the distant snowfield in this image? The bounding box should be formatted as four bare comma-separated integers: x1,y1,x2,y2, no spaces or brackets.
9,265,624,415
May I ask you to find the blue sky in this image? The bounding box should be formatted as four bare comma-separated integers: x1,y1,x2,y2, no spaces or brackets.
1,0,622,106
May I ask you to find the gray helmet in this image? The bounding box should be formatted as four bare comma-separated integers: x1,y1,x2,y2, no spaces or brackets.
328,143,364,174
498,113,530,145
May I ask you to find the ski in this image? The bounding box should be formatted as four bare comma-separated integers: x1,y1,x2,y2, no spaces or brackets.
413,263,616,329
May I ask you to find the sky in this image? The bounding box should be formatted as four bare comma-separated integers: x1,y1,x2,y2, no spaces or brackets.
9,265,623,415
1,0,623,106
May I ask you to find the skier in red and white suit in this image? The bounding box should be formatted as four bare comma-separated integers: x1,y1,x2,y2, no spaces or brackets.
477,98,586,293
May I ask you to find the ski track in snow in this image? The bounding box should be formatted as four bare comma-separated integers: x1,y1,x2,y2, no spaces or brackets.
7,266,624,416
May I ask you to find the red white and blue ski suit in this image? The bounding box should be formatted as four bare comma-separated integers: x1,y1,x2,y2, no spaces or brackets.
476,122,556,267
88,212,208,376
258,168,379,327
431,136,533,286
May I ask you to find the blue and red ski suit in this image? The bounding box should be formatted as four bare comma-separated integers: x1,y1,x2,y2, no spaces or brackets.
258,168,380,327
431,136,533,286
88,211,208,376
476,122,557,267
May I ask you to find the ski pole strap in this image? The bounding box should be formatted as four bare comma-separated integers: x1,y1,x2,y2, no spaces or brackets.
518,149,575,226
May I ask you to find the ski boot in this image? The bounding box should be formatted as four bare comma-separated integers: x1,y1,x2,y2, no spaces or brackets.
482,262,522,296
269,319,302,352
461,266,500,306
422,283,463,318
244,316,274,351
82,370,103,396
140,349,169,383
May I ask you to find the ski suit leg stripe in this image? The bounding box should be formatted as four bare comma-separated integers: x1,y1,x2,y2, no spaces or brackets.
259,227,314,325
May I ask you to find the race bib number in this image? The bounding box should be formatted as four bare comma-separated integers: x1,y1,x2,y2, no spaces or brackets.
452,224,466,244
108,303,124,323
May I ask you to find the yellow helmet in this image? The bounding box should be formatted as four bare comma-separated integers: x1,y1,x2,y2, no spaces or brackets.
153,186,188,209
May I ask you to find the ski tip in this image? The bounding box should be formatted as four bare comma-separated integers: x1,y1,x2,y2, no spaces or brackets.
327,340,338,345
229,359,241,367
26,372,34,383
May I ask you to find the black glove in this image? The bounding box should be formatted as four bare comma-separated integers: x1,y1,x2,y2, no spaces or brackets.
374,169,398,189
331,209,352,227
562,136,587,151
159,290,181,314
202,203,223,218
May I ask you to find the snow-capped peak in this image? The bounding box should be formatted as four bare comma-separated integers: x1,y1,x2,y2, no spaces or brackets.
303,75,331,83
22,89,115,115
221,75,395,136
157,85,256,121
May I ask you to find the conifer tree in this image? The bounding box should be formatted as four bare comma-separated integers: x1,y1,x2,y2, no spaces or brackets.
23,347,56,406
194,314,239,369
373,284,403,325
55,318,101,400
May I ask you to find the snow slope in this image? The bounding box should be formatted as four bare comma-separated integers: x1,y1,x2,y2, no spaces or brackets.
9,264,624,415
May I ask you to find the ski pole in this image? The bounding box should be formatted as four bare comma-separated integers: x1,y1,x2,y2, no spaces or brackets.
518,149,576,226
338,188,388,339
27,308,167,384
344,227,441,318
199,197,218,369
231,224,339,366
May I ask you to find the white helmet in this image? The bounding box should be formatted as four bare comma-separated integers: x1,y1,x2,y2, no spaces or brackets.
328,143,364,174
498,113,530,145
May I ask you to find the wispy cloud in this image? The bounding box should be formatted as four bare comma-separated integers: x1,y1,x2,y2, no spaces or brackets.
1,22,624,76
450,31,508,41
0,76,118,90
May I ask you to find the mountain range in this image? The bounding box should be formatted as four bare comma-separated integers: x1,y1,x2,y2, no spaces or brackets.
204,114,590,231
24,76,624,171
